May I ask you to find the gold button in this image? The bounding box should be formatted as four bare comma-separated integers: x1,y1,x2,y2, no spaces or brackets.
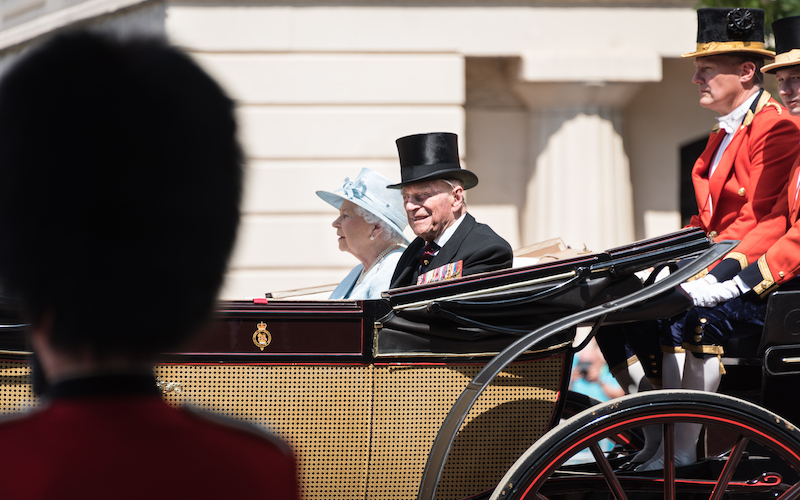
709,231,718,238
695,326,703,334
694,335,702,342
651,362,657,366
738,187,746,196
649,354,655,359
780,271,785,278
700,318,707,324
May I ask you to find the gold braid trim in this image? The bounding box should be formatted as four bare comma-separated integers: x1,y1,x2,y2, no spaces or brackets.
661,345,686,354
764,101,783,115
682,342,724,355
753,254,778,296
687,268,709,282
742,91,777,127
608,355,639,377
742,109,755,128
693,41,770,54
724,252,749,271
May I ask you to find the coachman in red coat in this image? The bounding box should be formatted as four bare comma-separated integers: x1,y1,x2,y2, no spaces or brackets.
671,14,800,474
695,16,800,298
598,8,800,473
687,90,800,269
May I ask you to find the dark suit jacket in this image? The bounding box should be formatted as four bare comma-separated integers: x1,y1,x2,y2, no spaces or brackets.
389,212,513,288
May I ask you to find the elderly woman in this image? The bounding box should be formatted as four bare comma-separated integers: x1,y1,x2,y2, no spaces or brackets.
317,168,409,299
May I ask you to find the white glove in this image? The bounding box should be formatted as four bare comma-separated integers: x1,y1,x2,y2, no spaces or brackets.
687,279,741,308
680,274,718,295
635,265,676,284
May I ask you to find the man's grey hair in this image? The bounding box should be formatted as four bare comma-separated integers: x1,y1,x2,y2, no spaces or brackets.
441,178,467,208
724,53,765,86
441,178,463,190
353,204,406,245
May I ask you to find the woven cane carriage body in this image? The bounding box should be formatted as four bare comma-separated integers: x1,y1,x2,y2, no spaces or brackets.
5,228,800,499
154,300,571,500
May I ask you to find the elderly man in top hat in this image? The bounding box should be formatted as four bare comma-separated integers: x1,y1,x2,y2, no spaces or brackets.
596,7,800,472
388,132,513,288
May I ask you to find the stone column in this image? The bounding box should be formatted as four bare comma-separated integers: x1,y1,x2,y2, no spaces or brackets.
513,82,641,253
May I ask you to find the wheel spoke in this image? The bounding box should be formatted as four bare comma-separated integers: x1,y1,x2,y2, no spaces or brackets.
709,435,749,500
663,422,675,500
589,442,628,500
492,391,800,500
777,481,800,500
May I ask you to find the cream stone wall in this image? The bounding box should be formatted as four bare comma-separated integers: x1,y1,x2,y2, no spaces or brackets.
184,44,467,297
1,0,719,300
626,57,721,239
163,4,701,298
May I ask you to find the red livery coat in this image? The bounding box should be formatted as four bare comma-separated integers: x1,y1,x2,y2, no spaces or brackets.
0,387,299,500
731,155,800,295
687,93,800,272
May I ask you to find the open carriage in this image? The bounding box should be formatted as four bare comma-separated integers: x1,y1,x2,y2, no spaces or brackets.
2,227,800,500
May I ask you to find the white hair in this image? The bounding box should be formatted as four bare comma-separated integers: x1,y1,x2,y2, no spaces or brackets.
441,178,463,189
442,178,467,208
352,204,406,245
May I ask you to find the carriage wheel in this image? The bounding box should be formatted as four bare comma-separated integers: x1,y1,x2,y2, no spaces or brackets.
563,390,644,457
491,390,800,500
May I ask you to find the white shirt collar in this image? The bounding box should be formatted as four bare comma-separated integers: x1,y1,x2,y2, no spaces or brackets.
432,212,466,249
716,91,760,134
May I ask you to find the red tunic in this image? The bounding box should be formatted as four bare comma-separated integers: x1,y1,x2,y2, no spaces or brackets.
734,155,800,295
0,376,299,500
687,94,800,272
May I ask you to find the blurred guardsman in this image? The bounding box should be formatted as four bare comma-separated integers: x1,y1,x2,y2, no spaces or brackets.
0,32,298,499
597,7,800,472
388,132,513,288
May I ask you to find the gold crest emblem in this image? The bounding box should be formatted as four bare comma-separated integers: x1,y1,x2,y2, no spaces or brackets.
252,321,272,351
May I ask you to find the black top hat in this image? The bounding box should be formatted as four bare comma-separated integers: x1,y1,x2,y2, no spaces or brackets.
762,16,800,73
388,132,479,190
682,8,774,59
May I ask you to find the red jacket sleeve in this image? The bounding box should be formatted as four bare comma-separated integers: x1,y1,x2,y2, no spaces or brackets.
714,109,800,260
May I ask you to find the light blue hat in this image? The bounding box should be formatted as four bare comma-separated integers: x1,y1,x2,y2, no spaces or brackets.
316,168,409,242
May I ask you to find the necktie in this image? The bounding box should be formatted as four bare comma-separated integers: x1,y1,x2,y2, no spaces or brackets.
419,242,439,268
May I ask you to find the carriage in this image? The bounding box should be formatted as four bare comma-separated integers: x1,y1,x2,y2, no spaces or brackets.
2,227,800,500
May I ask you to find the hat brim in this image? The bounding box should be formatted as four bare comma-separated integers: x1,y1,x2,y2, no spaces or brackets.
316,190,346,210
682,45,775,59
315,189,409,243
386,169,479,190
762,50,800,73
682,48,775,58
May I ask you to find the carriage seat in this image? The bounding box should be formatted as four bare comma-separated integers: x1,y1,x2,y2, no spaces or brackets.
718,290,800,423
719,289,800,364
758,289,800,374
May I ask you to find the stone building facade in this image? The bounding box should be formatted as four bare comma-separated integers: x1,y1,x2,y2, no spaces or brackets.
0,0,719,299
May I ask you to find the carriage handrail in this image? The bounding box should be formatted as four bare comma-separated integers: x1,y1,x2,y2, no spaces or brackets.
416,239,738,500
425,267,590,310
